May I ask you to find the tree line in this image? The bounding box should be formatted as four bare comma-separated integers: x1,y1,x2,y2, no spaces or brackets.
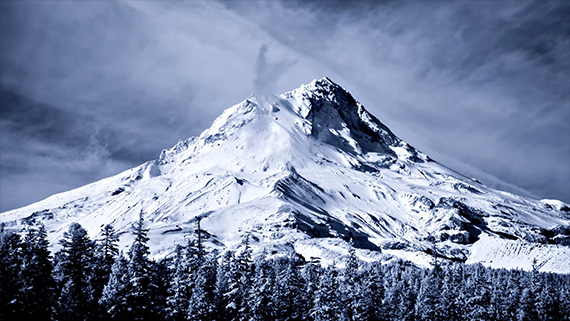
1,214,569,321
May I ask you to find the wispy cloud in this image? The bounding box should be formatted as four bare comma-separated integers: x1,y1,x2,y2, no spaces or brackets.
254,44,295,97
0,0,568,211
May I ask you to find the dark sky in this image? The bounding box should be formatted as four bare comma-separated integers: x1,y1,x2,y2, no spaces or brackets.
1,0,569,212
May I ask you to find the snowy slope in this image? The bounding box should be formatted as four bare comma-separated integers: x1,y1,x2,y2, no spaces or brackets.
2,78,569,272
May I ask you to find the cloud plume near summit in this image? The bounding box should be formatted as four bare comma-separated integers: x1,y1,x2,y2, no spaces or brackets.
254,44,295,98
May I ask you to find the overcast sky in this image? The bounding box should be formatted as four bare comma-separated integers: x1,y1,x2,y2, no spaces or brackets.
1,0,569,212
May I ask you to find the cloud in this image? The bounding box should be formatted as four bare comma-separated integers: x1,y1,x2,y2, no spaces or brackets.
254,44,295,97
0,87,133,210
0,0,568,211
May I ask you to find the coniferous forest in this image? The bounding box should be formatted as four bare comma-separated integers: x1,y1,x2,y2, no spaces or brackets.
1,216,569,321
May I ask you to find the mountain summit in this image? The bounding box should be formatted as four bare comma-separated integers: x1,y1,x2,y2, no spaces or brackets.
2,78,569,272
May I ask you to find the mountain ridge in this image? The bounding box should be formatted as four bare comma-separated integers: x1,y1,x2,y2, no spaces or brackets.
2,77,569,273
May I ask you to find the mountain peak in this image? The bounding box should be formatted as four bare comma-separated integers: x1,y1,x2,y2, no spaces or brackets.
2,78,570,273
282,77,406,156
310,76,338,87
299,77,352,104
159,78,419,165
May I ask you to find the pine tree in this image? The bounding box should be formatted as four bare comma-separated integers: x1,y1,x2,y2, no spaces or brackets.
382,271,402,320
274,255,305,321
92,224,120,319
249,250,276,320
166,245,191,321
99,213,159,321
151,258,171,321
437,267,457,321
401,272,419,321
0,226,25,320
195,217,206,261
54,223,97,321
415,269,441,321
100,254,130,320
311,266,341,321
383,263,418,321
187,253,218,321
536,281,557,321
166,237,205,320
518,288,537,321
225,237,254,321
126,212,158,320
558,282,570,321
302,257,323,318
506,283,522,321
450,264,469,320
215,250,234,321
464,265,493,321
362,263,385,320
225,255,244,321
20,224,56,321
100,225,120,270
340,247,372,321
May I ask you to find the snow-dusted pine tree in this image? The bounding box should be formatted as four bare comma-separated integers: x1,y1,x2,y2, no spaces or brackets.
187,253,218,321
126,212,159,320
225,237,254,321
92,224,120,317
0,226,24,320
274,255,305,321
99,254,130,320
54,223,96,321
20,224,56,321
249,250,276,320
311,266,341,321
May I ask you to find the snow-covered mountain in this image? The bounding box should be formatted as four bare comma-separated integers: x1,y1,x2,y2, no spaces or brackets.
2,78,569,272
